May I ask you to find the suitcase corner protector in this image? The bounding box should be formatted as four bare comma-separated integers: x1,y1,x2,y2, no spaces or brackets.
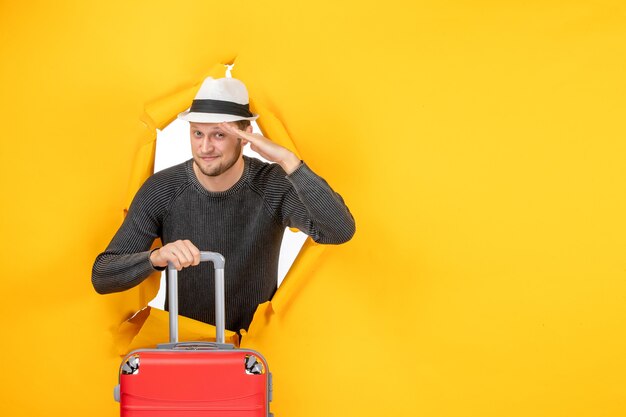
113,384,120,402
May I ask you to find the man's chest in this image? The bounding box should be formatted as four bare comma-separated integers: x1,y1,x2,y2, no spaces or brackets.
161,189,283,246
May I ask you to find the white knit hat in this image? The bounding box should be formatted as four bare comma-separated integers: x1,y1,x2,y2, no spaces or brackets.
178,77,259,123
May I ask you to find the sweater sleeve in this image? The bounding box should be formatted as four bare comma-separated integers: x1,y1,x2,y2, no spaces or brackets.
281,162,356,244
91,173,174,294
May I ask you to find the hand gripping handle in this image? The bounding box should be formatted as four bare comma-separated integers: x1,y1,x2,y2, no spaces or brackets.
167,251,226,344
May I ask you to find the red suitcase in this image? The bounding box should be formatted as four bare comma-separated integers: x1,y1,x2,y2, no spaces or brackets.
114,252,273,416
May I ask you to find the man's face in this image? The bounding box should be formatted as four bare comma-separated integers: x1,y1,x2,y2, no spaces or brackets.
190,122,246,178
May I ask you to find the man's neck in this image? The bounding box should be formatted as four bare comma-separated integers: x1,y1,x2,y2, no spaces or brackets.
193,157,245,192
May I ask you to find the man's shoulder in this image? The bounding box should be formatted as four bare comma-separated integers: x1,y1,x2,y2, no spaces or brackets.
245,156,288,185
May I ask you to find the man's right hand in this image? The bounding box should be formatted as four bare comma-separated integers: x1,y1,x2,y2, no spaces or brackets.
150,239,201,270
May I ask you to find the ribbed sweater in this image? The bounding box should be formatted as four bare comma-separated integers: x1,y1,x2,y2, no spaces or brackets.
92,156,355,332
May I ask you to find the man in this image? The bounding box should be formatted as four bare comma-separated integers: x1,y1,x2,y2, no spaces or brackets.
92,77,355,332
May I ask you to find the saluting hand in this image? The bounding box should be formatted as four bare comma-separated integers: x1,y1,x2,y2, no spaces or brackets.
219,122,301,174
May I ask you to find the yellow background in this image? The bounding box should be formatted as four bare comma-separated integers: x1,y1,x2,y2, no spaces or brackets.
1,1,625,416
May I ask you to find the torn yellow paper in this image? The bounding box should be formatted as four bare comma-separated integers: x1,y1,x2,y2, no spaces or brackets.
116,307,239,355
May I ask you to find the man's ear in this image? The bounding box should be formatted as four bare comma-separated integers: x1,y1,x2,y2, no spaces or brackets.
241,124,253,145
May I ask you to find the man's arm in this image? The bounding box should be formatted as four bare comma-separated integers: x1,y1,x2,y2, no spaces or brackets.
91,170,202,294
281,162,356,244
91,177,165,294
221,123,356,244
92,250,158,294
220,122,301,174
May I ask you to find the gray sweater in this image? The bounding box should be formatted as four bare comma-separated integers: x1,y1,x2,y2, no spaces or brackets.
92,156,355,332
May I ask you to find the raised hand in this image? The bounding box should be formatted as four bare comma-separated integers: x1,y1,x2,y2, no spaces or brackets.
219,122,301,174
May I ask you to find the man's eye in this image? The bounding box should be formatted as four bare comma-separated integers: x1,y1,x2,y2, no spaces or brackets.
215,132,225,139
194,131,203,137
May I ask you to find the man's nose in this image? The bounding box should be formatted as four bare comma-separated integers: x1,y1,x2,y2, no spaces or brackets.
200,137,215,153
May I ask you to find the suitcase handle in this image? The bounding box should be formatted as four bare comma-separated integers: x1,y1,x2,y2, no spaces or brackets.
157,342,235,350
167,251,226,344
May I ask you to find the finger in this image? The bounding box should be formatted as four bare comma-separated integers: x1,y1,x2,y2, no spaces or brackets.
160,243,185,270
183,239,201,266
219,122,245,137
163,246,183,270
220,122,257,142
164,248,182,270
172,240,196,267
176,246,194,267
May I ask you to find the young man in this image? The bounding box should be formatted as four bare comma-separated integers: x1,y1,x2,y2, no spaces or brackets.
92,77,355,332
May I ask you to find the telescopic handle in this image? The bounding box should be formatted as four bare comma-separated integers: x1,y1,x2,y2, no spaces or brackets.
167,251,226,344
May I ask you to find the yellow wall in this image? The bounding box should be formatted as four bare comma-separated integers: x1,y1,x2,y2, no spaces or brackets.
1,1,625,416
